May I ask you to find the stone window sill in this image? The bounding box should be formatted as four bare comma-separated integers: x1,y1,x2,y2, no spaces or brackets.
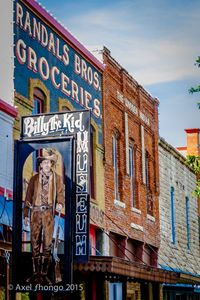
131,207,141,215
130,222,143,232
147,214,155,222
114,199,126,209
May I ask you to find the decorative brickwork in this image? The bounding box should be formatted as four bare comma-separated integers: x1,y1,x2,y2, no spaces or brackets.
102,48,160,260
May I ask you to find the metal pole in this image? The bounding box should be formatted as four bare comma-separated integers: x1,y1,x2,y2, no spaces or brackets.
5,250,10,300
6,263,9,300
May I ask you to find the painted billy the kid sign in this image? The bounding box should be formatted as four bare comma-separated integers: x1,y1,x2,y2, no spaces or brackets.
13,137,75,289
14,0,103,141
21,110,91,263
22,111,86,138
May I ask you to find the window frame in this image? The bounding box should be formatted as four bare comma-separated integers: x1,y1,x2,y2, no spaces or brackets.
112,134,119,201
129,145,135,207
170,186,176,244
185,196,190,250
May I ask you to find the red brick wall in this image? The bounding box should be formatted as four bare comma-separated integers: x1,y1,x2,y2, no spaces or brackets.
102,49,160,252
185,128,200,156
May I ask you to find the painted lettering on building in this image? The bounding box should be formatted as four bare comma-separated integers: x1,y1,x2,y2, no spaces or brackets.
117,91,150,126
14,1,102,121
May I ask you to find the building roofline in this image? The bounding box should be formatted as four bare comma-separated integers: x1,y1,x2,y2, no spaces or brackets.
0,99,18,118
159,137,195,173
185,128,200,134
176,147,187,151
103,46,159,106
22,0,105,72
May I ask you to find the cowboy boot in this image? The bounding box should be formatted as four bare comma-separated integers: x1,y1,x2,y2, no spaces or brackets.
41,256,52,285
26,256,41,284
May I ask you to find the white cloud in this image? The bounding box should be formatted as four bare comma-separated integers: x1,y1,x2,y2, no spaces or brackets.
60,2,200,86
39,0,200,148
118,39,199,85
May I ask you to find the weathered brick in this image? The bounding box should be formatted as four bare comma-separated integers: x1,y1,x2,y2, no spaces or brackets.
102,49,160,253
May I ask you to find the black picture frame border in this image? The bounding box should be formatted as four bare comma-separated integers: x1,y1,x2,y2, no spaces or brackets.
12,136,76,293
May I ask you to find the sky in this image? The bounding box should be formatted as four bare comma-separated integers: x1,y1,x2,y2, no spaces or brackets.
38,0,200,148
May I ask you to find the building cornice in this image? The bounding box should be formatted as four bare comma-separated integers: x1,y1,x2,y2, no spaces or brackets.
22,0,105,72
103,46,159,106
159,138,195,174
0,99,18,119
185,128,200,134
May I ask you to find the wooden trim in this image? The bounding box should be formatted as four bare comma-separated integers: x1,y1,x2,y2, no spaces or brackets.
0,99,18,118
21,0,104,72
74,256,179,284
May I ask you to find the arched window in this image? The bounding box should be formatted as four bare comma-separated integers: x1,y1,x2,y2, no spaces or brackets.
185,196,190,249
129,145,135,207
60,105,70,112
33,88,45,114
145,151,150,190
112,133,119,200
170,187,176,244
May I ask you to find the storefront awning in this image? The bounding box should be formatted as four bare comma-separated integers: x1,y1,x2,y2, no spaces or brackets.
74,256,179,284
178,273,200,285
160,264,200,285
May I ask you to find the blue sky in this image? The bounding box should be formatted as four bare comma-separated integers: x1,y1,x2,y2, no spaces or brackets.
38,0,199,148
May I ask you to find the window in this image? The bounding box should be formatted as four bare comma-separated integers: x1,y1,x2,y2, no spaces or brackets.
112,134,119,200
109,283,122,300
170,187,176,244
109,232,125,258
125,239,143,263
89,226,103,256
129,146,135,206
60,105,70,112
32,88,45,114
146,151,153,215
145,151,150,190
143,244,158,267
89,226,96,255
185,197,190,250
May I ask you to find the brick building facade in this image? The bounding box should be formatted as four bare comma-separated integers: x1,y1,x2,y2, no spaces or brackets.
102,47,160,258
98,47,166,299
159,138,200,298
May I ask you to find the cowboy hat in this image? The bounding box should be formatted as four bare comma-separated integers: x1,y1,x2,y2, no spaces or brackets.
37,153,57,165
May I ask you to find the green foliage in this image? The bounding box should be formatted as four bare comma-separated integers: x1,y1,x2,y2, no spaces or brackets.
195,56,200,68
189,56,200,109
185,155,200,197
189,86,200,94
194,179,200,197
185,155,200,174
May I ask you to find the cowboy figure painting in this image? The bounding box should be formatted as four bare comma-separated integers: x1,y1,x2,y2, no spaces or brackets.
24,150,65,285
